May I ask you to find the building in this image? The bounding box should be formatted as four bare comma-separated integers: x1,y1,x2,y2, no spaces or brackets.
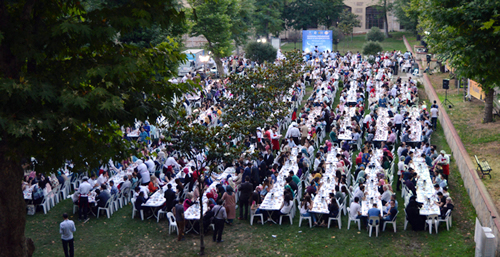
343,0,403,33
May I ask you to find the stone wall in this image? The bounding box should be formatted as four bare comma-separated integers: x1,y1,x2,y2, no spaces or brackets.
403,36,499,255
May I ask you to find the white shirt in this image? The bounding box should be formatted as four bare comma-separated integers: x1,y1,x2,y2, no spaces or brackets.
394,113,404,124
350,202,361,218
430,107,439,118
165,157,181,169
145,159,156,173
78,181,92,195
133,187,150,200
60,220,76,240
97,174,107,186
289,127,301,138
137,163,150,184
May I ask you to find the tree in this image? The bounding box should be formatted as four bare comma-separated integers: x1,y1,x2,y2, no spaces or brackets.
366,27,385,42
392,0,418,32
338,9,361,41
283,0,343,31
376,0,393,38
0,1,193,256
189,0,234,77
245,42,278,63
411,0,500,122
288,30,302,49
362,41,383,56
254,0,283,40
229,0,255,54
328,26,344,51
164,50,304,255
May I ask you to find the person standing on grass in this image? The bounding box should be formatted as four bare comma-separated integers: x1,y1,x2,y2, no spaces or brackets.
212,199,227,243
60,213,76,257
430,103,439,130
173,198,185,241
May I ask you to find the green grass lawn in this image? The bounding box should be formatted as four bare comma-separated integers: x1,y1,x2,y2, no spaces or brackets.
281,31,418,54
25,78,475,257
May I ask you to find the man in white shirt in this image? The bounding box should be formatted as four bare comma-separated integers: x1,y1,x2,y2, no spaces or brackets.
165,156,181,171
289,124,301,145
60,213,76,257
137,161,150,185
97,171,109,186
88,174,98,188
145,156,156,173
133,186,149,200
430,105,439,130
77,177,92,221
350,197,362,220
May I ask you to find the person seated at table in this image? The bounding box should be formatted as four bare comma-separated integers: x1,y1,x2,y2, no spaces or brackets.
148,175,160,193
88,174,98,188
300,195,318,225
183,192,195,211
405,173,417,195
440,197,454,218
442,187,449,198
379,185,392,206
354,185,366,201
435,192,446,208
319,193,340,227
134,191,147,212
405,195,425,231
120,176,132,194
109,180,118,196
202,204,215,234
72,189,80,206
270,193,294,223
97,171,109,187
133,186,149,200
433,184,443,197
334,185,345,206
367,203,382,228
382,200,397,225
250,191,262,214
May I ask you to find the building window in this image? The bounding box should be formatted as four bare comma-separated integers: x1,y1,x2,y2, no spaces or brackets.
366,6,384,29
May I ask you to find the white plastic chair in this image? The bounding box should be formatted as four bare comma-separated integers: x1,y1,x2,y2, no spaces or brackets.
41,196,50,214
425,214,439,234
437,210,452,231
279,202,294,225
382,212,398,232
298,214,312,228
167,212,179,235
131,199,144,220
404,209,409,230
157,208,168,223
347,207,361,230
97,198,112,218
250,209,264,226
368,216,380,237
327,210,342,229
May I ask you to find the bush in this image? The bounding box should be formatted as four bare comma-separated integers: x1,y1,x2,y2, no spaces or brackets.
362,41,383,56
244,42,277,64
366,27,385,42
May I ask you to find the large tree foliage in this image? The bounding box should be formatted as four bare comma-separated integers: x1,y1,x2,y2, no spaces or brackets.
338,9,361,41
0,1,193,256
392,0,418,32
254,0,284,40
283,0,343,30
230,0,255,53
164,50,304,255
189,0,234,76
244,42,278,64
411,0,500,122
376,0,393,37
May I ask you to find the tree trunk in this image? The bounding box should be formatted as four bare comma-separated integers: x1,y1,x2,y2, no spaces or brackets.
0,138,35,257
383,12,389,38
483,89,494,123
198,173,205,255
213,56,224,78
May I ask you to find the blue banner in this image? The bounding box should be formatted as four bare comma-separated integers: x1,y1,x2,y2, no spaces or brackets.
302,30,333,53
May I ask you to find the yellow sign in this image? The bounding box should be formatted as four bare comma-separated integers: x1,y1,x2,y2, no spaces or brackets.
469,79,485,101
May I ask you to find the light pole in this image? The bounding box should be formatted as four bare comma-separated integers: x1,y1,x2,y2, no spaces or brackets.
199,55,210,75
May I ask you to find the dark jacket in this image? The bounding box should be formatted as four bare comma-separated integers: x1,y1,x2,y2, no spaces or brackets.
164,188,176,212
239,182,253,202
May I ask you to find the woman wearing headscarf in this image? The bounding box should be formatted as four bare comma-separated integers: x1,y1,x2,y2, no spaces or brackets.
405,196,425,231
222,185,236,225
